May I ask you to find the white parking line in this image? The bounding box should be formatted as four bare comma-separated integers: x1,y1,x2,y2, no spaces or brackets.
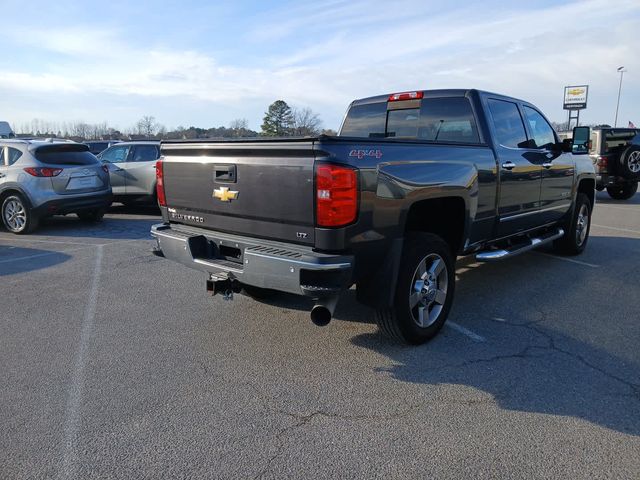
61,245,103,480
447,321,486,342
535,252,599,268
592,224,640,235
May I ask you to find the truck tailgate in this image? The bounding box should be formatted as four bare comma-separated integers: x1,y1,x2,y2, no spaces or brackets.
161,140,317,246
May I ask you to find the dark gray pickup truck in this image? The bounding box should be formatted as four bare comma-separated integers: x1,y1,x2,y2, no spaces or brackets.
151,89,596,344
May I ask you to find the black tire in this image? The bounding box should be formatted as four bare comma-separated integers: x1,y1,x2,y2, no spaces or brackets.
606,182,638,200
375,233,455,345
1,194,38,234
618,145,640,178
77,209,105,222
553,193,591,255
242,285,279,301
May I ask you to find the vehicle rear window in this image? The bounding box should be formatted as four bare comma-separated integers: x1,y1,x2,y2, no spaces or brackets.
603,130,639,152
340,97,480,143
340,103,387,138
34,145,99,166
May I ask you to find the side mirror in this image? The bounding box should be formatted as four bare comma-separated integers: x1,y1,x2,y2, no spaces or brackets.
572,126,590,154
561,138,573,152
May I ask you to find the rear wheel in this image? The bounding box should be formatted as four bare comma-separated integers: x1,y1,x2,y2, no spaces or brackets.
375,233,455,344
1,194,38,234
77,209,105,222
554,193,591,255
606,182,638,200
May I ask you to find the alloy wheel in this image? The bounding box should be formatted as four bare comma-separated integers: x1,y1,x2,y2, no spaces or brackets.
409,253,449,328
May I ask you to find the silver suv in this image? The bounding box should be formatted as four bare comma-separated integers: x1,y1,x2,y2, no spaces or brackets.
97,141,160,206
0,139,112,234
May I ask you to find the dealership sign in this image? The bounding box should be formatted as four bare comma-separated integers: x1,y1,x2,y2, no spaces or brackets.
563,85,588,110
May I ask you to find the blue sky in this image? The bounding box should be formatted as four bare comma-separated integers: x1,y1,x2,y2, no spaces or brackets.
1,0,639,132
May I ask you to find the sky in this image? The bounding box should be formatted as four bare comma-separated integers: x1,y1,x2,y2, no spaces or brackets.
1,0,639,133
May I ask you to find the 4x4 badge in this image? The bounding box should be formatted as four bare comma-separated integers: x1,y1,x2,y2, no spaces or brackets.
213,186,239,202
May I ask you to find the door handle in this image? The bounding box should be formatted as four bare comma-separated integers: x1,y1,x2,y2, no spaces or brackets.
501,161,516,170
542,162,553,169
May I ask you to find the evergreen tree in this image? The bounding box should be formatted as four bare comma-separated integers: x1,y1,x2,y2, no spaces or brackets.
261,100,293,136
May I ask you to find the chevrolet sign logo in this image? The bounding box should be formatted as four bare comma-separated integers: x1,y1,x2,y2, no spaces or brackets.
213,187,239,202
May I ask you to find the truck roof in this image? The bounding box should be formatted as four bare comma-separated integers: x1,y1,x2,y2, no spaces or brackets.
350,89,527,106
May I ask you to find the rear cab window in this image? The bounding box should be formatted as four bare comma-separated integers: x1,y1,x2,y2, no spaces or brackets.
34,144,99,166
339,96,480,143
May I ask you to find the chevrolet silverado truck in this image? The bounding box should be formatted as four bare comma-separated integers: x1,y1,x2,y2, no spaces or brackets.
151,89,596,344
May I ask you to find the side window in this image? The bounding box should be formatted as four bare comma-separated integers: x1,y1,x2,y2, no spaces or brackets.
7,147,23,165
523,106,556,149
131,145,159,162
419,97,480,143
487,99,529,149
0,147,5,166
100,145,130,163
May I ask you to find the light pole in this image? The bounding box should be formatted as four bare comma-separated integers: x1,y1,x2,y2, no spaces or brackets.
614,66,626,127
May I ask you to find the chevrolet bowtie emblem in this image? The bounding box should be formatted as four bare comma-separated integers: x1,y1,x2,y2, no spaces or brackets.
213,186,239,202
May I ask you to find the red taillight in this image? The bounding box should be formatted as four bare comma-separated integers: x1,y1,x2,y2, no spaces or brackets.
24,167,63,177
596,156,608,168
388,91,424,102
315,164,357,227
156,159,166,206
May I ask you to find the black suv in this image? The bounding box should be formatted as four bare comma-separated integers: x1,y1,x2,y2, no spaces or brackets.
589,128,640,200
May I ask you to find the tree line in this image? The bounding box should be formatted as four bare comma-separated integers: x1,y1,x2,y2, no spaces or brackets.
12,100,336,141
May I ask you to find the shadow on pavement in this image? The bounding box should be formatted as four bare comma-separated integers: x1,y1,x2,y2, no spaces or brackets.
34,203,161,241
347,236,640,437
595,190,639,206
0,246,72,276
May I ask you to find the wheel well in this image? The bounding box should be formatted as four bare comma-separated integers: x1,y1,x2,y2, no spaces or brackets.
578,178,595,208
404,197,466,254
0,189,27,207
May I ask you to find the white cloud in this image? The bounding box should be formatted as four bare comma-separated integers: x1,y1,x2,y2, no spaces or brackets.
1,0,639,129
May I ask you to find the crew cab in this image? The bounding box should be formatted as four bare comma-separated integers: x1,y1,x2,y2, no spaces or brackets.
151,89,595,344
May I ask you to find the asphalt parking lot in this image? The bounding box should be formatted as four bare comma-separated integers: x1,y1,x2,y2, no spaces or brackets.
1,195,639,479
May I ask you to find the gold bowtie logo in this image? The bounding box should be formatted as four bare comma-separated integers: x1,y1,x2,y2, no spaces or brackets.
213,187,239,202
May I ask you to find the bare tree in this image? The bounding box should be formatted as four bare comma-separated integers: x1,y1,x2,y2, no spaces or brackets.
136,116,158,138
229,118,250,137
291,107,322,136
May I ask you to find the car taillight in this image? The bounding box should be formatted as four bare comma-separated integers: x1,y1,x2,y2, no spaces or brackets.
596,156,608,167
23,167,63,177
388,91,424,102
156,159,166,206
315,164,357,227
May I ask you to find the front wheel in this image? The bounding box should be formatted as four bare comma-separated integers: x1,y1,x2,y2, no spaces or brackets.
606,182,638,200
2,194,38,234
553,193,591,255
375,233,455,345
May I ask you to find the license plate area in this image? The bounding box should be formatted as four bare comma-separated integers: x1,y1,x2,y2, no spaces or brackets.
67,175,99,190
188,235,244,265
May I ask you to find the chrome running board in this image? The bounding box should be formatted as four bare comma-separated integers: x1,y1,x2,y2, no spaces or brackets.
475,228,564,262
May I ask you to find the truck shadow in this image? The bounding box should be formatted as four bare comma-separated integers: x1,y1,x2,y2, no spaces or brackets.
35,215,158,241
343,235,640,437
0,246,72,276
595,190,640,205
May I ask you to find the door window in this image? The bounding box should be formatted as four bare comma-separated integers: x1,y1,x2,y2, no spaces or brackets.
100,145,130,163
523,106,556,149
487,99,529,149
7,147,22,165
419,97,480,143
0,147,5,165
131,145,159,162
